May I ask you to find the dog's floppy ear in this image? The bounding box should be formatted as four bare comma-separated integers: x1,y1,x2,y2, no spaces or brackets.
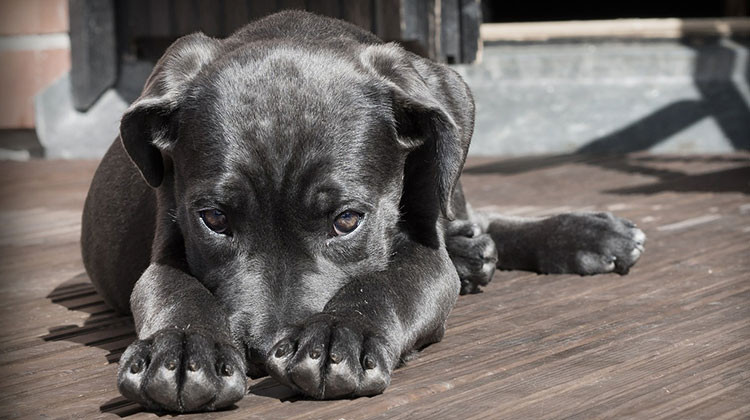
120,33,221,188
360,43,472,220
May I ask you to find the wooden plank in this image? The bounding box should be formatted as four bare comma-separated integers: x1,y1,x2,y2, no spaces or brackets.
374,0,403,41
223,0,250,33
69,0,117,111
441,0,460,63
119,0,150,39
173,0,199,35
147,0,173,37
247,0,277,21
480,17,750,42
341,0,374,33
398,0,440,59
459,0,481,63
306,0,341,18
197,0,225,36
277,0,306,11
0,154,748,418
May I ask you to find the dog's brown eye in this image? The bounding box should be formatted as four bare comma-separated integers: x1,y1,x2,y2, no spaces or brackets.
200,209,229,234
333,210,362,236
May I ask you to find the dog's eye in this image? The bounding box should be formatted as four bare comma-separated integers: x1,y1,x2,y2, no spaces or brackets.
200,209,230,234
333,210,362,236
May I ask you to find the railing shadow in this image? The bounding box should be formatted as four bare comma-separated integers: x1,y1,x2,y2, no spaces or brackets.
464,37,750,192
43,273,143,416
43,273,135,364
463,154,750,196
578,37,750,154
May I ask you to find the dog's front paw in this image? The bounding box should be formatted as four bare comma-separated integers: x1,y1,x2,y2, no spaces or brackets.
540,212,646,275
117,329,246,413
266,313,394,399
446,220,498,294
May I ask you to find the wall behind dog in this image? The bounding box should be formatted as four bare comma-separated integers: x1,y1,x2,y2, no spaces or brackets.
1,1,748,159
456,34,750,155
0,0,70,160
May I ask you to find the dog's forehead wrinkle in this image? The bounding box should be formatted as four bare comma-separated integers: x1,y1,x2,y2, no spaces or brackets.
211,124,388,202
206,47,384,140
216,253,337,327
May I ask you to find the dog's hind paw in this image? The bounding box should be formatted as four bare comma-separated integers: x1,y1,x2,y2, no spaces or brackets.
446,220,498,294
117,328,246,413
266,313,393,399
536,212,646,275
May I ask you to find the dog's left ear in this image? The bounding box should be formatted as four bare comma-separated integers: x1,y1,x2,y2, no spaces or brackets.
360,43,473,220
120,33,221,188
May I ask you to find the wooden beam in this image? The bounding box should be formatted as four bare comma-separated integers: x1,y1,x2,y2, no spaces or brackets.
441,0,460,63
459,0,481,63
69,0,117,111
481,18,750,42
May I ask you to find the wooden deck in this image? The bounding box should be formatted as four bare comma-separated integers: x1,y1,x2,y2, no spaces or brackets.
0,154,748,419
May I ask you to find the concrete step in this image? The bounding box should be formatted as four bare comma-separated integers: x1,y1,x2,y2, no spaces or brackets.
455,37,750,155
34,38,750,159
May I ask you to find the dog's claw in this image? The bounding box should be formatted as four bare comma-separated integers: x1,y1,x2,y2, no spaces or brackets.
447,220,498,295
117,329,246,413
266,313,392,399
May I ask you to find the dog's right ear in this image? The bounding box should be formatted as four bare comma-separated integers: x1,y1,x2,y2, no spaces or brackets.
120,33,221,188
360,43,472,221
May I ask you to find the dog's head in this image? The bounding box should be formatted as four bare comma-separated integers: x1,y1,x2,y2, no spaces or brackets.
120,33,471,373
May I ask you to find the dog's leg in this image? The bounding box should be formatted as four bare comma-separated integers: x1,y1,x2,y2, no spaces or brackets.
443,183,499,294
265,243,458,399
117,264,246,412
446,218,499,294
472,210,646,276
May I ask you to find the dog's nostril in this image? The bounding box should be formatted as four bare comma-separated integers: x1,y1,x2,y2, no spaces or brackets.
309,347,322,359
363,355,376,370
130,360,143,374
330,352,342,364
187,361,199,372
220,363,233,377
165,360,177,370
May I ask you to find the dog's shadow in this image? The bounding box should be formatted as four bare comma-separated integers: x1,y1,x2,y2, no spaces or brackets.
43,273,135,364
44,273,300,416
43,273,144,416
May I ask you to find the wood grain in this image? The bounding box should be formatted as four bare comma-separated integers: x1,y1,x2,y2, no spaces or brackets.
0,154,748,419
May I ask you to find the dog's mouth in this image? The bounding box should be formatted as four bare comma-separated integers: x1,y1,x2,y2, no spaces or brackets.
246,361,268,378
244,343,270,378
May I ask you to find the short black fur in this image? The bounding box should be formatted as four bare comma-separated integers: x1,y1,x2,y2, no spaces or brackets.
81,11,645,413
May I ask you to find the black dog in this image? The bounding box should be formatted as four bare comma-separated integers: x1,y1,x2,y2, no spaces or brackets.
81,11,645,413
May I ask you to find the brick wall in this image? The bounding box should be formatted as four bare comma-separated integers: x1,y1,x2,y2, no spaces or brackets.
0,0,71,129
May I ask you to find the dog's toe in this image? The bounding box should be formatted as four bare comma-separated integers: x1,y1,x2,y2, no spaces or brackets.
447,227,498,294
266,314,392,399
117,329,246,413
545,213,646,276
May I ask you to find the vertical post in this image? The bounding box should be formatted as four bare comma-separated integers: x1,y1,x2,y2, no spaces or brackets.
374,0,403,42
69,0,117,111
459,0,481,63
400,0,440,60
441,0,460,63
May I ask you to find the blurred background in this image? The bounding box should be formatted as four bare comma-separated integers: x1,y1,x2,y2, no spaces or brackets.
0,0,748,160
